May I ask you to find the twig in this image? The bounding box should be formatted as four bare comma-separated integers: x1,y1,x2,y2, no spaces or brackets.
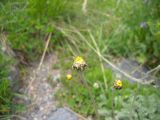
38,33,52,70
27,33,52,92
0,115,26,120
10,115,27,120
145,65,160,76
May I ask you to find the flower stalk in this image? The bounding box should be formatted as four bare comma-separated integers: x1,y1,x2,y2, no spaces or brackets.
72,56,99,120
111,88,115,120
79,72,100,120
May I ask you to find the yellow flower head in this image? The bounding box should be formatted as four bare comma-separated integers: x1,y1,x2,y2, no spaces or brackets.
66,74,72,80
72,56,87,71
114,80,122,89
74,56,84,64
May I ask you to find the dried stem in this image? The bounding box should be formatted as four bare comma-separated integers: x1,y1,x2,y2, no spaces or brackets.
82,0,88,14
27,33,52,93
89,31,108,89
38,33,52,70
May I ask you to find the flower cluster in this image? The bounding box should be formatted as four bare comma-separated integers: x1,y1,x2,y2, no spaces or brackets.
114,80,122,89
72,56,87,71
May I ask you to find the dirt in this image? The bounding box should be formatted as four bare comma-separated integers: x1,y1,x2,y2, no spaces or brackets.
18,54,78,120
19,54,59,120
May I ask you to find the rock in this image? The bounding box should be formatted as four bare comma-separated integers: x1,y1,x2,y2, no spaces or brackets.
48,108,78,120
8,65,19,81
52,70,60,82
8,65,20,90
106,58,155,84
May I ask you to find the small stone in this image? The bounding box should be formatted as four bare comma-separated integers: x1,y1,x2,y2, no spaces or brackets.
43,115,47,119
106,59,156,85
48,108,78,120
34,117,38,120
40,107,44,111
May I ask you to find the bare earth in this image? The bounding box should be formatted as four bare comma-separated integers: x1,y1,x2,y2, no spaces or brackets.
16,54,82,120
21,54,60,120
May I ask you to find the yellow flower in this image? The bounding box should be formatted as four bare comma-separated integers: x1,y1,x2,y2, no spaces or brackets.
66,74,72,80
114,80,122,89
74,56,84,64
72,56,87,71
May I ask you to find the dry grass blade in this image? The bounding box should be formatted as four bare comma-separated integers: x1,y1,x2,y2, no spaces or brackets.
0,34,15,57
88,31,108,88
58,26,158,85
27,32,52,93
82,0,88,14
38,33,52,70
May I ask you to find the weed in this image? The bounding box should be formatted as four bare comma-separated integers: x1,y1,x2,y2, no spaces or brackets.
0,0,160,119
0,52,13,115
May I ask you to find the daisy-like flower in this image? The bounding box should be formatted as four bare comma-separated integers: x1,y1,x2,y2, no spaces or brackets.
93,82,99,89
72,56,87,71
114,80,122,89
66,74,72,80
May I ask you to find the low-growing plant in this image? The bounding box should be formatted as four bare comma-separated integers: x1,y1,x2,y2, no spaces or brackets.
0,52,13,115
56,53,160,119
27,0,69,19
0,0,70,62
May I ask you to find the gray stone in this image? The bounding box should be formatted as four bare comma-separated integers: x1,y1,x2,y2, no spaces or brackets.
9,65,19,81
8,65,21,91
106,58,156,84
48,108,78,120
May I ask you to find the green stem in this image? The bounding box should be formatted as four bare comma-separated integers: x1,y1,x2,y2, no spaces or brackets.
112,88,115,120
79,72,100,120
99,56,108,89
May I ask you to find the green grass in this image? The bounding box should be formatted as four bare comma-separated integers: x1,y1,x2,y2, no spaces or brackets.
27,0,69,19
0,52,13,115
0,0,71,61
57,0,160,67
0,0,160,119
56,53,160,119
0,0,72,116
54,1,160,119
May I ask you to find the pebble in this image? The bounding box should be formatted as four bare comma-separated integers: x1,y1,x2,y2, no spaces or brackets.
106,59,155,83
48,108,78,120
